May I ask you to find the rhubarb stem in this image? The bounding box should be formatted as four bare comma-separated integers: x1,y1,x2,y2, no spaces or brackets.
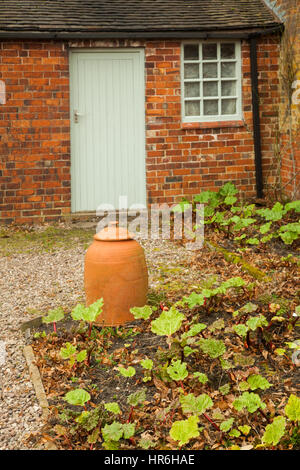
203,413,221,432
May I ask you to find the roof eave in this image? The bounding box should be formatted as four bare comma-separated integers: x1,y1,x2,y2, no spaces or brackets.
0,24,283,40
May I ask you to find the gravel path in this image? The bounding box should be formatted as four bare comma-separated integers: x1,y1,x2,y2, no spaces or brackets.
0,233,199,449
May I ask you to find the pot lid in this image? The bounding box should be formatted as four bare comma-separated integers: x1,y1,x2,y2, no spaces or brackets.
94,221,134,241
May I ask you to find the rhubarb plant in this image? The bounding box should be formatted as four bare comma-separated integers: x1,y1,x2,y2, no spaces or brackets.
71,298,104,337
60,342,87,367
151,306,185,348
42,307,64,333
169,415,201,447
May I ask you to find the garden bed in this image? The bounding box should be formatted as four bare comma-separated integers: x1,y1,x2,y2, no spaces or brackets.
23,236,299,451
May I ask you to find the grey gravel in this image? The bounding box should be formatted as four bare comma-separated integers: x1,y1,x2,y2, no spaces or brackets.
0,228,201,449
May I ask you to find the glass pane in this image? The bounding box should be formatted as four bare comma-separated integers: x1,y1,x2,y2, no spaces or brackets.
203,99,218,115
184,63,199,79
203,43,217,60
203,81,218,97
221,80,236,96
203,62,218,78
222,98,237,115
184,44,199,60
185,82,200,98
221,62,236,78
185,100,200,116
221,43,235,59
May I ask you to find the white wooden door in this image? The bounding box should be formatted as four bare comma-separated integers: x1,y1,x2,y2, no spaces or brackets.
70,50,146,212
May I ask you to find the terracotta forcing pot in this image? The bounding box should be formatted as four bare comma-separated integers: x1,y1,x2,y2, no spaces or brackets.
84,222,148,326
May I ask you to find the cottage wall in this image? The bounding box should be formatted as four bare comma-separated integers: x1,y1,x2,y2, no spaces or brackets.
273,0,300,199
0,36,281,223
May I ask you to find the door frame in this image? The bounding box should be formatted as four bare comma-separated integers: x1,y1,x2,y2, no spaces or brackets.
69,48,147,213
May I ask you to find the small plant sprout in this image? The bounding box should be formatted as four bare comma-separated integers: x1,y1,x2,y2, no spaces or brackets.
130,305,153,320
127,388,146,423
261,416,286,447
60,342,87,368
170,415,201,448
104,402,121,415
151,306,185,348
193,372,208,384
42,307,64,333
117,366,136,378
179,392,220,431
284,394,300,422
167,359,188,386
140,358,153,370
198,338,226,359
64,388,91,410
71,298,104,337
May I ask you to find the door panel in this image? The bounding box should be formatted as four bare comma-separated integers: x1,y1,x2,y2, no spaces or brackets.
70,50,146,212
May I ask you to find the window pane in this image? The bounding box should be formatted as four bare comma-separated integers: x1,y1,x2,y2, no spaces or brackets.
203,62,218,78
221,80,236,96
185,82,200,98
204,99,218,115
184,63,199,79
221,43,235,59
185,100,200,116
203,43,217,60
221,62,236,78
184,44,199,60
222,98,237,115
203,81,218,97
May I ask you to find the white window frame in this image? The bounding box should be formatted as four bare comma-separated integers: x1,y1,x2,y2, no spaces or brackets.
181,40,243,123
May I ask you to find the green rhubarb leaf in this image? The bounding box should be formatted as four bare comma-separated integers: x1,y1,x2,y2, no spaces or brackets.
219,182,238,197
118,366,136,378
130,305,153,320
233,353,255,367
233,392,266,413
247,374,272,391
219,383,231,395
233,324,249,337
127,388,146,407
169,415,201,446
284,394,300,422
71,299,103,323
220,418,234,432
76,350,87,363
182,292,206,309
64,388,91,407
229,429,241,438
70,303,86,321
104,403,121,415
180,393,213,415
238,425,251,436
262,416,286,446
246,238,260,245
102,421,123,442
181,323,207,340
139,438,155,449
151,307,185,337
83,298,104,322
198,338,226,359
260,222,272,234
140,358,153,370
42,307,64,324
60,342,77,359
285,200,300,213
193,372,208,384
122,423,135,439
246,315,268,331
167,359,188,382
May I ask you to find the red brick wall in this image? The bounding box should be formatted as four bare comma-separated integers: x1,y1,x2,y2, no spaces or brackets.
274,0,300,199
0,36,281,224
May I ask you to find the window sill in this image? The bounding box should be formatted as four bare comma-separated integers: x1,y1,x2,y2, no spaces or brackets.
182,120,245,130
